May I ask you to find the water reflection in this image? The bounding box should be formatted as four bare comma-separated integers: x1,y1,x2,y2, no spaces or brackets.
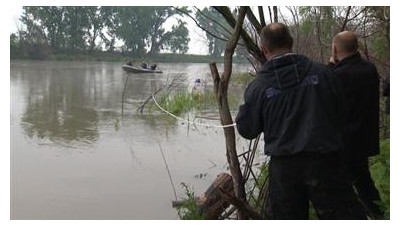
20,67,99,145
14,61,185,146
11,60,252,219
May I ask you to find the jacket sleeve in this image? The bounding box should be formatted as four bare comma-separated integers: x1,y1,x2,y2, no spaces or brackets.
235,82,263,140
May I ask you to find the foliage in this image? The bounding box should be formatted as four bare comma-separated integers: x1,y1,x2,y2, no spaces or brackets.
163,20,190,54
370,138,390,219
154,91,216,116
371,36,389,61
15,6,190,57
151,86,243,117
176,183,205,220
195,7,231,58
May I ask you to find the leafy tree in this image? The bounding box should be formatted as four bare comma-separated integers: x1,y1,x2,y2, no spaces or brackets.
21,6,66,51
109,6,189,54
83,6,105,52
195,7,232,58
19,6,190,55
64,6,88,51
163,20,190,54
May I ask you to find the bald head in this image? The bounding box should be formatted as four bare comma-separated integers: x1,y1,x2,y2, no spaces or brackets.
333,31,359,54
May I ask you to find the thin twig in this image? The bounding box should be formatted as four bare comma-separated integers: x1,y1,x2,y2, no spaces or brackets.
219,187,261,219
121,74,131,117
258,6,266,28
137,73,186,114
173,6,233,45
194,6,233,36
157,142,178,201
137,86,164,114
341,6,352,31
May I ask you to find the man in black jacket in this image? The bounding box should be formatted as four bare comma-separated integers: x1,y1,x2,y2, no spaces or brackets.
236,23,366,219
329,31,383,219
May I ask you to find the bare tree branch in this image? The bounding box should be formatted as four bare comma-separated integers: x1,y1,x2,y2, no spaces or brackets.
273,6,278,22
286,6,300,52
218,187,261,220
341,6,352,31
268,6,273,23
194,6,233,37
173,7,231,44
258,6,266,27
245,6,262,34
213,6,265,63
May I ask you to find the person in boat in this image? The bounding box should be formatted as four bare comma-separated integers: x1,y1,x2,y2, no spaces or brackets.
126,61,133,66
150,63,157,70
141,62,148,69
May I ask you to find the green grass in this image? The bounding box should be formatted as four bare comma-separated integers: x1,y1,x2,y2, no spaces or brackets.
176,183,206,220
150,90,242,117
370,138,390,219
153,91,215,116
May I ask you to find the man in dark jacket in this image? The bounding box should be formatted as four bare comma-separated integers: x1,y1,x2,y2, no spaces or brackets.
329,31,383,219
236,23,366,219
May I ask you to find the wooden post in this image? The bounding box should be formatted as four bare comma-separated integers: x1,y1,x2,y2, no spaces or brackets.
198,173,234,219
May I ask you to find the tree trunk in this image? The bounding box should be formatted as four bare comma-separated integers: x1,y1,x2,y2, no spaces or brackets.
209,6,248,219
198,173,234,219
341,6,352,31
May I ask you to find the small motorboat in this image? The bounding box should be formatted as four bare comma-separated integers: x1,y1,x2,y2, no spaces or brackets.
122,64,162,74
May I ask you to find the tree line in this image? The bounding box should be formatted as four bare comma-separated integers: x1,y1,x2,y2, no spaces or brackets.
10,6,191,59
10,6,390,74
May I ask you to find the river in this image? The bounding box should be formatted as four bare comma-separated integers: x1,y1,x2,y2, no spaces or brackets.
10,60,263,219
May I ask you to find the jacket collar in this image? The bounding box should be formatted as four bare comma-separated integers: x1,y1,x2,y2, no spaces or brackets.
260,53,305,72
335,52,362,68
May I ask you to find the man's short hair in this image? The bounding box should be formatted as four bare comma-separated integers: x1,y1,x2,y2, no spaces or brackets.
260,23,293,52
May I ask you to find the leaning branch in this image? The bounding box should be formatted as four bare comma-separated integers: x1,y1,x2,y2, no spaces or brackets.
245,6,262,34
213,6,265,63
258,6,266,27
173,6,232,45
136,73,185,114
194,6,233,37
209,6,248,219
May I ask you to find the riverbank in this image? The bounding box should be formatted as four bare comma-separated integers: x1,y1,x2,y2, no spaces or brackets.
10,50,248,64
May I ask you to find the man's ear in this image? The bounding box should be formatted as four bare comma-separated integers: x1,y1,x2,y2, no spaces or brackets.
332,44,338,61
261,45,269,58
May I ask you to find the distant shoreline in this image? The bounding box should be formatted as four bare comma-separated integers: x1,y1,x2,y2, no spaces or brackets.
10,51,248,64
